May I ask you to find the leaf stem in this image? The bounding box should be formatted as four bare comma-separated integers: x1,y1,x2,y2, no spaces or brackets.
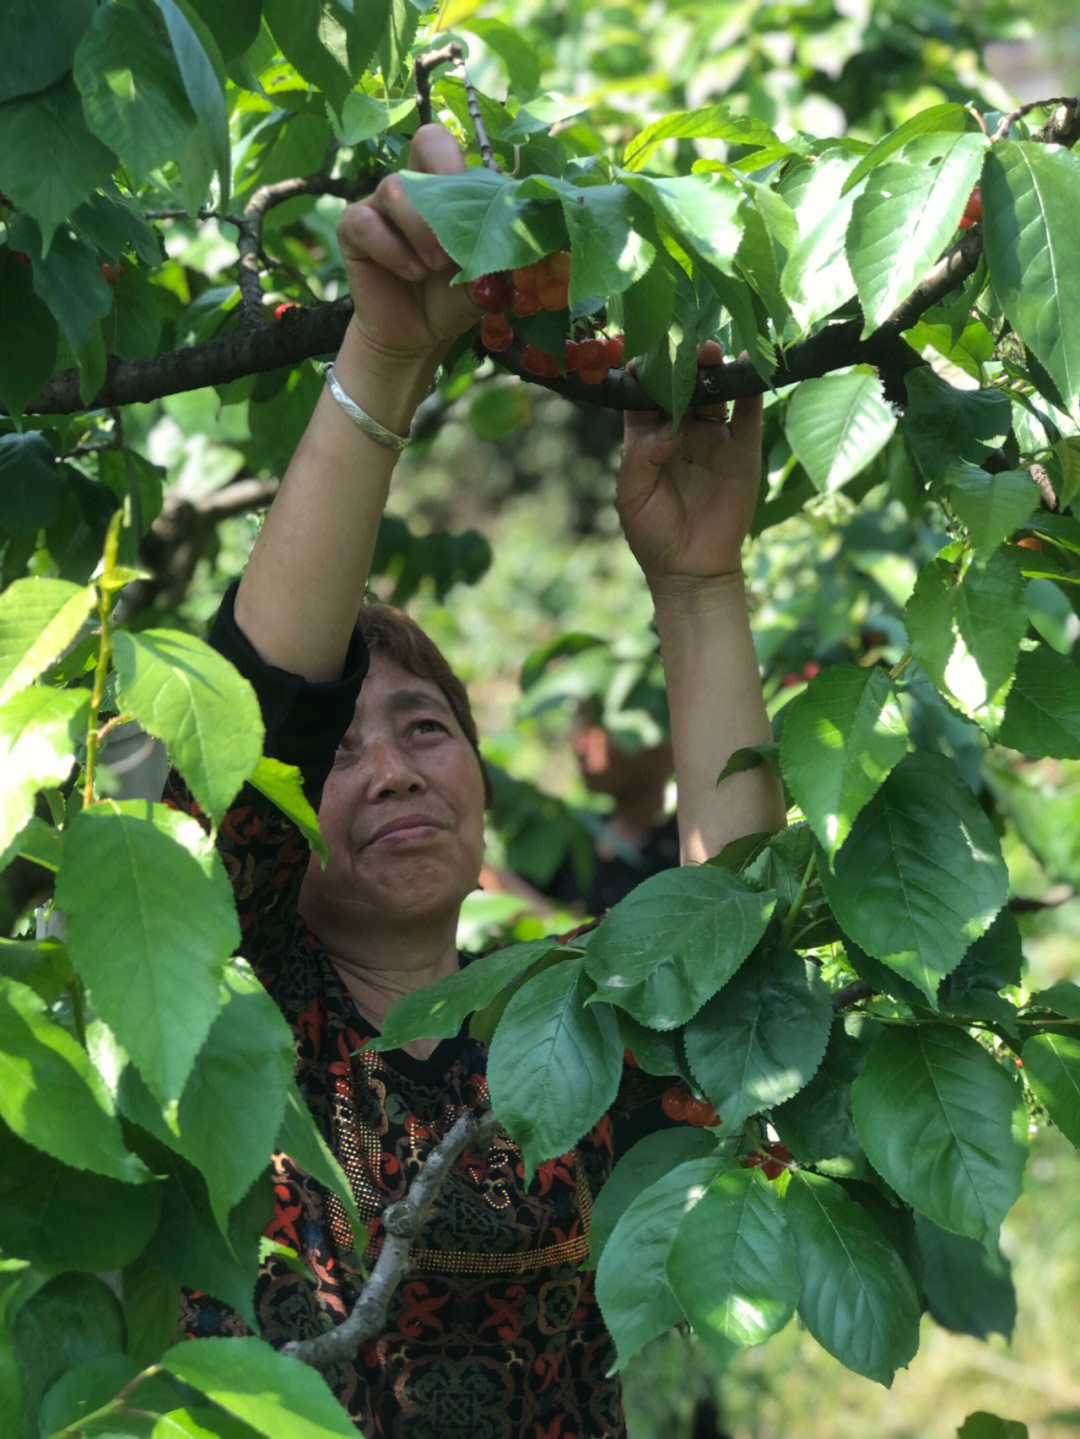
779,851,817,947
83,516,123,806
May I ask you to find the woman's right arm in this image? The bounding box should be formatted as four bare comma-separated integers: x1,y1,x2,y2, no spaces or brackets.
233,125,481,683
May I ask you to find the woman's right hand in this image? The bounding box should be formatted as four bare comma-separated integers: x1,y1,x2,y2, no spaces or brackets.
337,124,483,362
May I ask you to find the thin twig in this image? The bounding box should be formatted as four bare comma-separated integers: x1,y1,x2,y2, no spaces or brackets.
992,97,1078,142
282,1107,502,1368
832,980,875,1012
415,42,498,170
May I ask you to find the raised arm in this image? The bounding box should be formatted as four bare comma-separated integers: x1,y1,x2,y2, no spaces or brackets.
615,349,786,863
234,126,481,682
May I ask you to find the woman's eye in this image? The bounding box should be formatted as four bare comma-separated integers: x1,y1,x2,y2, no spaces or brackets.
412,718,447,736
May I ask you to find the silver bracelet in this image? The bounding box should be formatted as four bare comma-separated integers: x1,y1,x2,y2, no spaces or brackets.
322,364,411,451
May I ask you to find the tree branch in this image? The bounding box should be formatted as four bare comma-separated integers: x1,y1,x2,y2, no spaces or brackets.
282,1106,502,1369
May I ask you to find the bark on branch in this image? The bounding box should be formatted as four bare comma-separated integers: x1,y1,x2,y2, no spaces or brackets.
282,1106,503,1369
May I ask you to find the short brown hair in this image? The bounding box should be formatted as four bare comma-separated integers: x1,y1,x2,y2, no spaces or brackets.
354,603,492,806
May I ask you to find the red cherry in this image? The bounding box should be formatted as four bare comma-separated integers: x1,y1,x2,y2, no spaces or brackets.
564,339,580,371
520,343,555,375
959,187,982,229
537,274,569,311
508,286,542,317
468,272,511,313
545,250,571,283
661,1088,689,1122
101,261,123,284
577,364,610,386
801,660,822,680
576,338,605,369
1015,536,1043,552
480,312,514,352
12,249,32,268
623,1048,638,1069
511,260,548,295
780,672,801,688
274,301,300,320
683,1097,721,1127
603,333,625,368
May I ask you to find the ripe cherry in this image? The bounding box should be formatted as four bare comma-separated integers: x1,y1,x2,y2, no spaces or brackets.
576,338,605,370
101,261,123,284
480,312,514,352
1015,535,1043,552
660,1088,689,1122
564,339,580,371
468,272,511,313
511,260,548,296
546,250,571,283
577,365,610,386
959,187,983,230
603,333,625,368
508,286,543,317
274,301,300,320
683,1097,722,1127
520,343,559,377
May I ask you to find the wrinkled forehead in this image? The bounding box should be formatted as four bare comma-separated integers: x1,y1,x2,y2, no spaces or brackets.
341,658,455,741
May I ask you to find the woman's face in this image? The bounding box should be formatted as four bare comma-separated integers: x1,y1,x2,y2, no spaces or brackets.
299,654,487,932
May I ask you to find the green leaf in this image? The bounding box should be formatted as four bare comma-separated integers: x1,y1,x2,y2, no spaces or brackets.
997,644,1080,759
328,92,416,146
905,549,1028,724
620,248,679,360
847,133,987,331
772,1020,874,1180
587,1126,717,1267
172,962,295,1231
982,141,1080,406
852,1025,1026,1242
820,752,1008,1004
595,1157,723,1365
55,802,237,1103
276,1086,361,1236
461,18,541,98
946,464,1039,556
0,977,151,1182
0,77,115,254
1021,1032,1080,1148
185,0,262,59
0,0,96,103
0,1124,161,1273
154,1407,267,1439
7,215,115,353
779,666,908,856
914,1214,1016,1340
902,368,1012,481
780,152,863,328
399,169,566,283
487,957,622,1176
113,629,264,829
0,574,94,705
263,0,354,116
840,103,971,194
0,686,88,854
161,1335,363,1439
561,184,656,303
620,172,744,280
956,1413,1029,1439
667,1167,798,1366
74,2,198,184
150,0,230,209
623,105,782,172
784,371,896,494
583,867,777,1029
38,1352,146,1437
9,1272,126,1433
248,756,327,864
0,248,59,418
683,949,833,1132
370,937,569,1051
784,1170,921,1385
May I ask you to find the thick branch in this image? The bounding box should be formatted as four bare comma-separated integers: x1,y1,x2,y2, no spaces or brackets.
282,1107,502,1369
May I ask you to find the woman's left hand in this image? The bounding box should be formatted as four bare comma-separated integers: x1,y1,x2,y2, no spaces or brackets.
616,343,764,590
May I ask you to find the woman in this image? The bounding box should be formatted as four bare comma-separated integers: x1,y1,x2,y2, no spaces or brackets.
176,123,784,1438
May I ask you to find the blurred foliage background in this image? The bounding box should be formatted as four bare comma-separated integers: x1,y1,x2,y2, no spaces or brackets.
6,0,1080,1430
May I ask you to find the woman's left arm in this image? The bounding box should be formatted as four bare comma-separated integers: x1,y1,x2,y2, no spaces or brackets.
616,348,786,863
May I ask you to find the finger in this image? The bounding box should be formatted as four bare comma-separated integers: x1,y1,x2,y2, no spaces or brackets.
337,197,430,282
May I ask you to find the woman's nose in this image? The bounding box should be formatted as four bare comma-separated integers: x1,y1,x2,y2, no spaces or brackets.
361,736,425,798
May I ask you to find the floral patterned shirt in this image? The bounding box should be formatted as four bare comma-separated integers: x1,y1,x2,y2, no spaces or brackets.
174,585,669,1439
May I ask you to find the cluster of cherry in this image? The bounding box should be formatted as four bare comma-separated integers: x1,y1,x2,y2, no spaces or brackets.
659,1084,793,1178
469,251,625,383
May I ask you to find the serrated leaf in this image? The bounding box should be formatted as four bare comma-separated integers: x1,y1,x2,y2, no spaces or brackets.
0,686,87,852
772,1021,873,1179
150,0,230,207
820,753,1008,1004
982,141,1080,406
7,215,115,353
276,1086,361,1236
113,628,264,829
584,867,776,1029
780,152,863,328
0,77,115,254
56,802,237,1103
370,937,568,1051
262,0,352,116
461,17,541,98
595,1157,723,1365
851,1025,1026,1242
840,103,970,194
561,184,656,303
667,1167,798,1365
0,977,151,1182
946,464,1039,556
399,169,565,282
161,1335,362,1439
620,172,744,279
487,958,621,1176
847,133,987,332
0,574,94,705
905,549,1027,724
683,949,832,1132
780,666,908,856
247,756,327,863
997,644,1080,759
915,1214,1016,1340
1021,1032,1080,1148
784,1170,921,1385
783,371,896,494
902,369,1012,482
623,106,782,172
172,963,294,1231
588,1126,717,1267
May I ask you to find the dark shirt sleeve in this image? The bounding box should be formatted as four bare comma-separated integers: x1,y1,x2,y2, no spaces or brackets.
207,579,370,797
